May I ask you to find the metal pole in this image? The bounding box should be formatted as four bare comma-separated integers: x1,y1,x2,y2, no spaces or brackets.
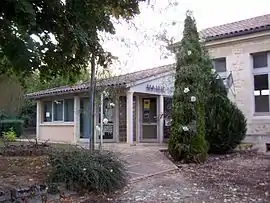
89,54,96,151
100,92,104,149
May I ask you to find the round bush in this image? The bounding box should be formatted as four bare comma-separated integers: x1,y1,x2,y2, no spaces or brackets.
47,149,128,193
205,95,247,154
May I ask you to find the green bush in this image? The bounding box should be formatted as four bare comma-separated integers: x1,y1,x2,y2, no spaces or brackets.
0,119,24,137
2,127,16,142
205,94,247,154
47,149,128,193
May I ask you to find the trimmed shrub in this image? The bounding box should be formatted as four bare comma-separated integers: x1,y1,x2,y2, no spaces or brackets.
205,94,247,154
0,119,24,137
47,149,128,193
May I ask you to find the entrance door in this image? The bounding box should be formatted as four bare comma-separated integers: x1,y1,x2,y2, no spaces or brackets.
141,98,157,141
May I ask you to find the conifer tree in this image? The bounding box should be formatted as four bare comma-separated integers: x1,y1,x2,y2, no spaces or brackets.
168,11,209,163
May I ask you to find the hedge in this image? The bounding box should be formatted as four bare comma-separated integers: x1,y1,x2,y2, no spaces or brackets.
0,119,24,137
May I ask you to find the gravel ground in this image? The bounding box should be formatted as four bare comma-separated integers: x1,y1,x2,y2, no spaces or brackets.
113,151,270,203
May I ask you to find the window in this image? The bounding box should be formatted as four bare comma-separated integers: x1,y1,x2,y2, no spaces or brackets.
43,101,52,122
253,52,267,68
64,99,74,121
98,98,113,123
53,100,63,121
252,51,270,114
43,99,74,122
213,58,227,73
254,74,269,112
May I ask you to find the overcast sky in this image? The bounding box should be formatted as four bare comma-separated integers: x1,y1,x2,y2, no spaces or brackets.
102,0,270,75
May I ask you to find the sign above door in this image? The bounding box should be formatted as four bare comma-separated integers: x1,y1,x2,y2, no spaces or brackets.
146,84,165,93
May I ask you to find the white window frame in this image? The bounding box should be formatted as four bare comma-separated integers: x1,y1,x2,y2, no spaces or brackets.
252,52,270,116
42,99,74,123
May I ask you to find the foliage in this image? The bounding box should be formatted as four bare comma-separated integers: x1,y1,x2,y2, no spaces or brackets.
0,0,145,80
0,74,24,117
0,119,24,137
2,128,16,142
47,148,127,193
205,75,247,154
168,11,209,163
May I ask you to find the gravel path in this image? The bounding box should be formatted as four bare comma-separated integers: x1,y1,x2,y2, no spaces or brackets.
113,151,270,203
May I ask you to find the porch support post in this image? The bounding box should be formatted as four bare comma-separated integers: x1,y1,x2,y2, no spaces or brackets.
36,100,41,141
159,95,164,143
126,91,134,145
74,96,80,143
135,95,140,143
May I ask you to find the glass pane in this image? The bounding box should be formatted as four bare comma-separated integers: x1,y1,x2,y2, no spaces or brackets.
64,99,74,121
102,124,114,139
254,74,268,90
253,52,267,68
43,101,52,122
255,96,269,112
142,125,157,139
214,58,226,72
99,98,114,124
142,98,157,123
53,100,63,121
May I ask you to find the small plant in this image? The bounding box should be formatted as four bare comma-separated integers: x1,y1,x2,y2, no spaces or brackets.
47,148,128,193
2,127,16,142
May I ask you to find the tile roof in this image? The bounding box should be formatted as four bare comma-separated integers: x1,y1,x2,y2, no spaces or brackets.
201,14,270,41
26,64,175,99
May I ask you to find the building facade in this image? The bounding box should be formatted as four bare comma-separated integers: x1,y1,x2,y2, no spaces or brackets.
201,14,270,151
27,65,176,145
27,14,270,151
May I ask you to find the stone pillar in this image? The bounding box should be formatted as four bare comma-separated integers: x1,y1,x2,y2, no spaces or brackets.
126,91,134,145
159,95,164,143
36,100,41,140
74,96,80,143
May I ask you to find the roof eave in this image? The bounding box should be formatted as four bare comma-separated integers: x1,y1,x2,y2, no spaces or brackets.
25,83,128,99
204,25,270,42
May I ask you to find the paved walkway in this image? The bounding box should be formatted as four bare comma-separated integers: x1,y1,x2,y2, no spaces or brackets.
80,143,178,181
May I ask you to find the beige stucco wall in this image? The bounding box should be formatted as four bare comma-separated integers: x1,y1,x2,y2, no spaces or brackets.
206,31,270,136
39,124,75,144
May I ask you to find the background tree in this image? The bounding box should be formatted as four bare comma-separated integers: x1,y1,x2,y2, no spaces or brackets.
0,0,146,80
168,11,209,163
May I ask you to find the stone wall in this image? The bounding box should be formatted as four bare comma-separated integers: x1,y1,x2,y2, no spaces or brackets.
206,34,270,136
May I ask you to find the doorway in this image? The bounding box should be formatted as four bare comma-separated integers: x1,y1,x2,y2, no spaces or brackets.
141,98,157,141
